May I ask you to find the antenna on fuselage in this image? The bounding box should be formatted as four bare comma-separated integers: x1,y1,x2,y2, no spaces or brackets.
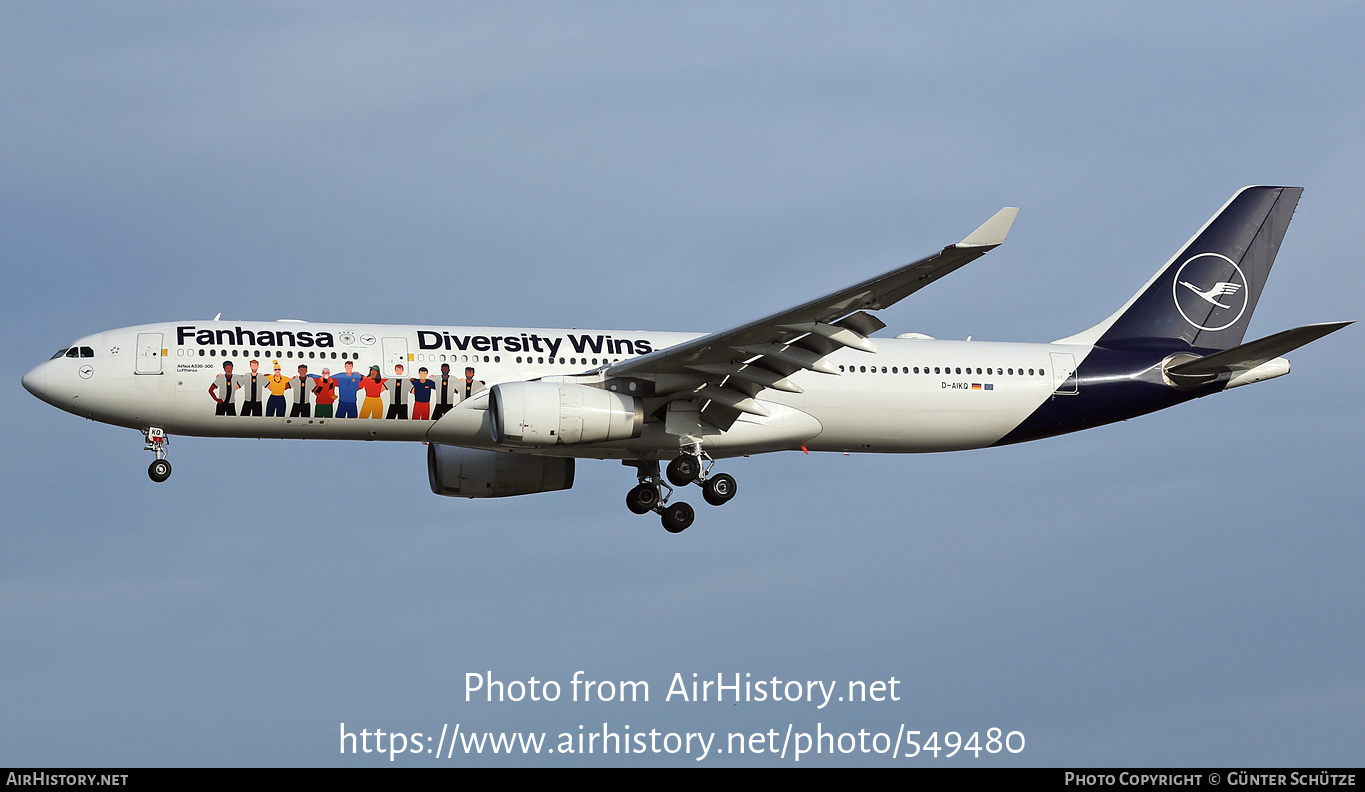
213,312,222,321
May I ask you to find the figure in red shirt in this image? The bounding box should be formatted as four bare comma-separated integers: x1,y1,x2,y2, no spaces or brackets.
358,365,386,419
312,368,339,418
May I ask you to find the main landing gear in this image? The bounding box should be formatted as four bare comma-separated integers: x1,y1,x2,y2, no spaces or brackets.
143,427,172,483
625,448,738,533
667,451,737,507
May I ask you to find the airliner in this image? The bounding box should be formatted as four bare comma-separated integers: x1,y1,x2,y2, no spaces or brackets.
22,186,1349,532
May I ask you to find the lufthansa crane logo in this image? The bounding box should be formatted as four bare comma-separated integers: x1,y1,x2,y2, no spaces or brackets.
1172,252,1248,332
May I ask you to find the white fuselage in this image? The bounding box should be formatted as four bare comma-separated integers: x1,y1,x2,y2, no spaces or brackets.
24,320,1090,460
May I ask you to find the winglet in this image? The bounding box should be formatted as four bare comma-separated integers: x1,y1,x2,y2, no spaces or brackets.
956,207,1019,248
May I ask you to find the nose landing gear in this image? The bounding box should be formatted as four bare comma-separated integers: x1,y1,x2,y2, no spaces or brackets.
143,427,172,483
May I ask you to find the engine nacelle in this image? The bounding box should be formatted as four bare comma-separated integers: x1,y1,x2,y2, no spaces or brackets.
489,381,643,447
427,444,574,498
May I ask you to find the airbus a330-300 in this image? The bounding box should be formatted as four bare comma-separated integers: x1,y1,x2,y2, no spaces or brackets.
23,186,1349,532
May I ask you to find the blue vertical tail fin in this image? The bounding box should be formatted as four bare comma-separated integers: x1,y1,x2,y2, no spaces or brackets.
1056,186,1302,351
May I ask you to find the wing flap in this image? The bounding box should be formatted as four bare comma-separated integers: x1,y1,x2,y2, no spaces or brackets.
687,362,804,393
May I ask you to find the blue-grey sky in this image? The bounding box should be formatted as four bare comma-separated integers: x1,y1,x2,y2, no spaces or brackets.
2,2,1361,766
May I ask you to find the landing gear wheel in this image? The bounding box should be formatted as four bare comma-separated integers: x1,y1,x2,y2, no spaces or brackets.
661,501,695,533
666,455,701,487
626,483,659,515
702,473,737,506
148,459,172,483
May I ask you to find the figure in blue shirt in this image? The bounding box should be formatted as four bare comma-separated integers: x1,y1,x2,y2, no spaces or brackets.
332,359,364,419
410,367,437,421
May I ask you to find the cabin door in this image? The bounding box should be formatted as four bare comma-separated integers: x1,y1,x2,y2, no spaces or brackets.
382,337,410,376
1050,352,1078,395
135,333,163,375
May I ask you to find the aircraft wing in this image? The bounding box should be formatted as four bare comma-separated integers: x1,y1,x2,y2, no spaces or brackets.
606,207,1019,429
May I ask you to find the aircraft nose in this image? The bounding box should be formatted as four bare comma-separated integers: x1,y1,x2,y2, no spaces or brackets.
22,362,47,399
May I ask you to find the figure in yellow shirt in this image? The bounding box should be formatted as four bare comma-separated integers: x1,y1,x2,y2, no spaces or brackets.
264,362,292,417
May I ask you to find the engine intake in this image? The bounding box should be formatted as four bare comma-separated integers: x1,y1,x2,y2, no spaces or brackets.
427,444,574,498
489,381,643,447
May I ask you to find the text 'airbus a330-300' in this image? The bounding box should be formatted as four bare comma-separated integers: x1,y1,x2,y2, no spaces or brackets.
23,186,1350,533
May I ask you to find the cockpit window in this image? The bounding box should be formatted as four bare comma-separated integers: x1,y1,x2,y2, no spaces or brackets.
51,348,69,360
65,348,80,358
79,347,95,358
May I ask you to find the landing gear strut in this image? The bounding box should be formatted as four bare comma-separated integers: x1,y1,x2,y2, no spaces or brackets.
143,427,171,483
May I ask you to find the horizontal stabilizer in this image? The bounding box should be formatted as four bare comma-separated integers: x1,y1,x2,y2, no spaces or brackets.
1167,321,1352,377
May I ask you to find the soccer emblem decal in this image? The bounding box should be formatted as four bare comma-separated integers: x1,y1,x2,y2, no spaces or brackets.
1172,252,1248,332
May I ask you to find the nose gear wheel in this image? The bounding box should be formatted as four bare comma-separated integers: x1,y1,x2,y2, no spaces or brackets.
142,428,171,483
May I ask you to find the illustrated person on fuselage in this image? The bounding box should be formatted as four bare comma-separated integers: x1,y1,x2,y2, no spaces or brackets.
289,364,318,418
432,363,456,419
410,367,436,421
333,360,362,419
461,366,486,402
264,362,291,418
209,361,238,416
240,359,264,417
312,368,338,418
358,365,386,420
385,363,411,419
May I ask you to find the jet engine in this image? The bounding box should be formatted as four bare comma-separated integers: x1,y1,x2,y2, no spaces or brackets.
427,444,575,498
489,381,643,447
